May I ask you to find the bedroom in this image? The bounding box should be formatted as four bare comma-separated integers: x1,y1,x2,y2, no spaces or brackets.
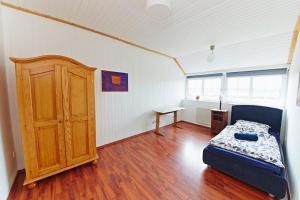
0,0,300,199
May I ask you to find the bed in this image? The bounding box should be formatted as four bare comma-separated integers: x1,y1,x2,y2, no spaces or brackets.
202,105,287,198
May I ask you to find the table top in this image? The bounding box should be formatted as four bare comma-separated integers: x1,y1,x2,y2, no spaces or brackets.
211,108,228,112
154,107,184,114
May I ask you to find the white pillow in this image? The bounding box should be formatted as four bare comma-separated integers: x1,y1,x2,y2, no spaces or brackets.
234,120,270,134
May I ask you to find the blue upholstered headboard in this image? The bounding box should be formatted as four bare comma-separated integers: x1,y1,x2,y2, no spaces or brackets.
230,105,283,134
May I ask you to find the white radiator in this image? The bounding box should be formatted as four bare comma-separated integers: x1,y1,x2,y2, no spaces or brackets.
195,107,211,127
181,100,232,128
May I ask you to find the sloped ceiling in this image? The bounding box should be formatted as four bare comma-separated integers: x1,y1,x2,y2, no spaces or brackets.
2,0,300,74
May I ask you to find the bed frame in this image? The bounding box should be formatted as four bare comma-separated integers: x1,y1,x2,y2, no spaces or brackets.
202,105,287,198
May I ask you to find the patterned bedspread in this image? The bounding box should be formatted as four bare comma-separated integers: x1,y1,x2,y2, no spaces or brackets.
209,120,284,168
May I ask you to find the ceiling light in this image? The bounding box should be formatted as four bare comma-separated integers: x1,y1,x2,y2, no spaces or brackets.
207,45,215,63
146,0,172,20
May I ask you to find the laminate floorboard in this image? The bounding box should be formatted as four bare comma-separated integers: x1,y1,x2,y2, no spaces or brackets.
8,122,276,200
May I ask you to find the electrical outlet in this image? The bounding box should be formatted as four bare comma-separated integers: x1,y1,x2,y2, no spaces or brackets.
12,151,16,158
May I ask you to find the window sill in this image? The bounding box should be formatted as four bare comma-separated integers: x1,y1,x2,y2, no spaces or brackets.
183,99,285,109
183,99,233,104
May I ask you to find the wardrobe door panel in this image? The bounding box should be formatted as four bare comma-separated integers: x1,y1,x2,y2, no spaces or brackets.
62,64,96,166
35,125,60,169
21,64,66,177
31,71,56,120
71,121,89,157
69,73,88,116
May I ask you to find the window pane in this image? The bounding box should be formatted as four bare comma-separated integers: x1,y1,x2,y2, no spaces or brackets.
203,78,221,101
252,75,283,105
227,77,250,98
186,79,202,100
253,75,282,98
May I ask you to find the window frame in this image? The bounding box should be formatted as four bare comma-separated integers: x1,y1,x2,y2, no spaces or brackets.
185,68,288,107
185,74,223,101
225,74,286,106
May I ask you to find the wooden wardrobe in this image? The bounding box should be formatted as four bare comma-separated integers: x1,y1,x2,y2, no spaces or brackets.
11,55,98,188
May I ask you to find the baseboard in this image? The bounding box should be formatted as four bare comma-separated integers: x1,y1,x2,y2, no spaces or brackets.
285,169,292,200
97,130,151,150
97,122,178,150
180,120,211,129
17,169,25,174
9,167,18,186
5,167,18,200
6,167,19,200
286,186,291,200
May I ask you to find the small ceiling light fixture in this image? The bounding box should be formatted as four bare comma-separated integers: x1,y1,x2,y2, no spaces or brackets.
146,0,172,20
207,45,215,63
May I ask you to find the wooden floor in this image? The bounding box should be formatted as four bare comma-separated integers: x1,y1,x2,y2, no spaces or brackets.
8,122,276,200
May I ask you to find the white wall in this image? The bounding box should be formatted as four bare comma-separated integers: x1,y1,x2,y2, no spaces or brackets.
0,5,17,200
285,34,300,200
182,100,232,127
1,7,185,170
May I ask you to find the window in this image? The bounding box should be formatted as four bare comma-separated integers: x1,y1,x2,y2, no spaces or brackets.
186,79,203,100
225,69,287,106
186,74,222,101
186,68,287,106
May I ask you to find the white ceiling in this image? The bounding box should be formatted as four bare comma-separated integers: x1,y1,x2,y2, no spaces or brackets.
3,0,300,73
178,32,293,74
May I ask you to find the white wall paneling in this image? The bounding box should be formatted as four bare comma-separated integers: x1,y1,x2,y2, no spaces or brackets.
284,34,300,200
1,7,185,169
0,4,17,200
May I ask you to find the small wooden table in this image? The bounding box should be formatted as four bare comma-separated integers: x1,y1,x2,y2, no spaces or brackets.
210,109,228,135
153,107,184,136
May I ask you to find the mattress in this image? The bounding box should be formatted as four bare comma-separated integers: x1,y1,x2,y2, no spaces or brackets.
206,144,284,176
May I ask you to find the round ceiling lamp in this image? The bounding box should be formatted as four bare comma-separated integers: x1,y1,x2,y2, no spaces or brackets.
146,0,172,20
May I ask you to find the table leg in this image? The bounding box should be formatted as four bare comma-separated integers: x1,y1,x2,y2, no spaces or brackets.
173,111,177,125
173,111,182,129
155,113,164,136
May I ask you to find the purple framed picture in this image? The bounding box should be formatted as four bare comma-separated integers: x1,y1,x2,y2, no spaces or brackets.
102,70,128,92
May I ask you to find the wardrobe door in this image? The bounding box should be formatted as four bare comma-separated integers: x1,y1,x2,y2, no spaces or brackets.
62,64,96,166
21,64,66,177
